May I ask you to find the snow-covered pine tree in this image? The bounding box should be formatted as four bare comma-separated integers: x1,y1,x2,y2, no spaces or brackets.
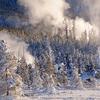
38,36,57,93
0,40,21,95
17,55,44,94
6,52,23,95
82,57,96,88
45,51,57,93
55,63,68,88
17,56,29,85
0,40,8,95
31,58,43,90
66,54,82,89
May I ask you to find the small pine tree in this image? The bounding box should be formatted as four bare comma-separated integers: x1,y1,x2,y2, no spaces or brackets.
66,54,82,89
17,57,29,85
0,40,19,95
32,58,43,89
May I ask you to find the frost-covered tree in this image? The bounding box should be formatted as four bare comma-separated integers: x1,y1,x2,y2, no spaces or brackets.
0,40,8,95
55,63,68,88
31,58,43,90
0,40,21,96
65,54,83,89
17,56,43,91
45,51,57,92
16,57,29,85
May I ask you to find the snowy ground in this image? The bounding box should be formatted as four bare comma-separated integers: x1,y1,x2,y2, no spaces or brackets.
0,80,100,100
1,89,100,100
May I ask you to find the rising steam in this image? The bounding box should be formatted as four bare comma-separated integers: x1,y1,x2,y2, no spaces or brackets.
67,0,100,32
0,30,35,65
18,0,99,38
75,17,99,39
18,0,69,26
82,0,100,31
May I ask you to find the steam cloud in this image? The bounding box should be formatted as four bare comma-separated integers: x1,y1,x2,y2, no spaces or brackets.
75,17,99,39
82,0,100,30
0,0,99,67
18,0,69,26
67,0,100,32
0,30,35,65
18,0,99,38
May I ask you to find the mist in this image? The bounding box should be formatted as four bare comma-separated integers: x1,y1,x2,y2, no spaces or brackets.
18,0,69,26
0,30,35,65
18,0,100,39
82,0,100,31
67,0,100,32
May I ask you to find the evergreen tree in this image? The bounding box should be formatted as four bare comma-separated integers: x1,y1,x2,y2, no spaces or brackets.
17,57,29,85
66,54,82,88
0,40,20,95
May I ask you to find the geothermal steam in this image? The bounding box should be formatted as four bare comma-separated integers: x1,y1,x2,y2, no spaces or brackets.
19,0,69,26
18,0,99,38
0,30,35,65
75,17,99,39
68,0,100,32
82,0,100,30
